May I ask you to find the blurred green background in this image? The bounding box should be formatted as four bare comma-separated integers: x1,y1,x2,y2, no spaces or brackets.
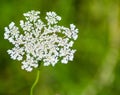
0,0,120,95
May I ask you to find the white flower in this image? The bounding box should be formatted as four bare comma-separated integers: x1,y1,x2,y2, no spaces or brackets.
45,12,61,25
35,20,45,30
20,20,33,31
23,10,40,22
4,10,78,72
70,24,79,40
7,46,24,61
21,54,38,72
4,22,20,44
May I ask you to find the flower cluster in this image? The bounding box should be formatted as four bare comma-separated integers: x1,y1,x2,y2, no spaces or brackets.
4,10,78,72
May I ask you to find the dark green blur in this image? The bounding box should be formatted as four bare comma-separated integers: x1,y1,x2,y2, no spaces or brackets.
0,0,120,95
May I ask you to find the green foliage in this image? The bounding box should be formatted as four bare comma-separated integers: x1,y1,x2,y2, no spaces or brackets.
0,0,120,95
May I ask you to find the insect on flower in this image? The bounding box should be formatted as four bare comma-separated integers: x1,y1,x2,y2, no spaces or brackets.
4,10,79,72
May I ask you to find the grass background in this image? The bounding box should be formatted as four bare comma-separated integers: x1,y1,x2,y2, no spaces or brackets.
0,0,120,95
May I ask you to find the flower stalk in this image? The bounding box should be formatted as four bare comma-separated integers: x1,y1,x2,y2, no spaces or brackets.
30,69,40,95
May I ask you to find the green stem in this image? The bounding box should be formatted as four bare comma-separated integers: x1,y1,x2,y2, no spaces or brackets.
30,69,40,95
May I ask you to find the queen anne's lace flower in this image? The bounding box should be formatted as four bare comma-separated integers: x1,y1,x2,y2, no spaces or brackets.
4,10,79,72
